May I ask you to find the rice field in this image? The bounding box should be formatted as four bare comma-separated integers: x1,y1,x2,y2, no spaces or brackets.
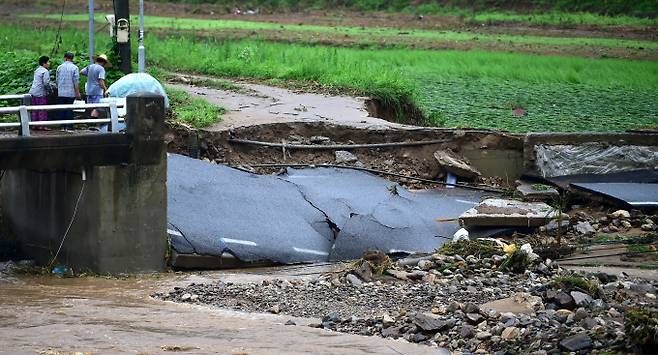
1,23,657,132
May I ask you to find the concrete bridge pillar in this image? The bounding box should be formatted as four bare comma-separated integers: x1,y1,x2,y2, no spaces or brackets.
0,94,167,274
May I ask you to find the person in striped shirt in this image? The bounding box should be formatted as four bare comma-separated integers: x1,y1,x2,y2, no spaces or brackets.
55,52,81,124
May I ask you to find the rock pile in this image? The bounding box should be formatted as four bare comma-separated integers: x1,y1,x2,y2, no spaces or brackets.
156,247,657,353
571,209,657,235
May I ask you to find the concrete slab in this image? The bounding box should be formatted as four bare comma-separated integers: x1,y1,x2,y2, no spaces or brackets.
460,199,562,227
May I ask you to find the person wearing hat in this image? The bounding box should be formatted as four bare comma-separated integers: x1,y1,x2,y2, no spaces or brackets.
28,55,51,129
55,52,81,124
81,54,111,117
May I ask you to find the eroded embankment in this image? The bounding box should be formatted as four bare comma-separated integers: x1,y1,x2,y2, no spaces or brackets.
166,121,525,185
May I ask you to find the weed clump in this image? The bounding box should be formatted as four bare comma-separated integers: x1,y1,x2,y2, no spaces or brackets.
438,240,501,259
550,275,600,297
353,250,392,276
498,249,530,273
625,308,658,354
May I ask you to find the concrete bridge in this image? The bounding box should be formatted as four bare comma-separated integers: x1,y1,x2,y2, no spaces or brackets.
0,94,167,274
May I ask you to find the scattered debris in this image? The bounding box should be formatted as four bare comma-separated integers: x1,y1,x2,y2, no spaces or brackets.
157,246,658,354
452,228,469,242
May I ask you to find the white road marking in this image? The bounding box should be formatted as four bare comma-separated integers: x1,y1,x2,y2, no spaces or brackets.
222,238,258,246
167,229,183,237
293,247,329,256
388,249,413,254
455,199,478,205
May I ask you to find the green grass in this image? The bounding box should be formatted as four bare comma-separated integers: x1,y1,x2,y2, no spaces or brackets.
2,24,657,132
166,87,225,128
471,11,657,26
23,14,658,50
550,275,600,296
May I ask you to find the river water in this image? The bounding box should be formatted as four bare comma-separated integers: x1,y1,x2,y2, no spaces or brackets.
0,265,446,354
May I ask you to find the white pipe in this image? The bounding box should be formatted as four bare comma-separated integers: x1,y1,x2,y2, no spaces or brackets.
89,0,95,63
138,0,145,72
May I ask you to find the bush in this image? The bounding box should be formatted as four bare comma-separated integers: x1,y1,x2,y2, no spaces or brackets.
625,308,658,354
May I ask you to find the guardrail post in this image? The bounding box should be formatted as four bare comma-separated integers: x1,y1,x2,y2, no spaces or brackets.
126,93,165,165
109,102,119,132
19,106,30,137
15,95,31,129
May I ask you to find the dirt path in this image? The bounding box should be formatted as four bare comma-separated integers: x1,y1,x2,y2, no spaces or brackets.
167,78,411,132
0,266,447,355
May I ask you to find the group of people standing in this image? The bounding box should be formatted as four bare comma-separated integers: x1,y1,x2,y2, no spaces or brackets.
28,52,111,130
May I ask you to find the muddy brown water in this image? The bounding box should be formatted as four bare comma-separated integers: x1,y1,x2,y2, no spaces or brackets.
0,266,447,355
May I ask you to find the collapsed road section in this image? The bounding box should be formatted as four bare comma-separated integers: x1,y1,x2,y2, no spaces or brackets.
167,154,488,268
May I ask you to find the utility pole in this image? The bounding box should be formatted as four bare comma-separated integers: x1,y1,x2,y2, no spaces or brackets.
114,0,132,74
89,0,95,63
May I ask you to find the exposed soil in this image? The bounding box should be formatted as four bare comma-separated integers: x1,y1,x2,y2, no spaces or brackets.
165,79,522,188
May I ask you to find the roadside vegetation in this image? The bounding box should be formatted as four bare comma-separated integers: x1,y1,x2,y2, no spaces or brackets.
166,87,225,128
1,23,656,132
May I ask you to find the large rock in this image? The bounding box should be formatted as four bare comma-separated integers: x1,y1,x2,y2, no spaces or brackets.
555,291,576,310
479,292,543,315
433,149,481,179
501,326,520,340
571,291,593,306
335,150,359,164
574,221,596,236
413,313,455,332
559,333,592,352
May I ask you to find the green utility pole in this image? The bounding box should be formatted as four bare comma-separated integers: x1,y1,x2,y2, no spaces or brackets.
114,0,132,74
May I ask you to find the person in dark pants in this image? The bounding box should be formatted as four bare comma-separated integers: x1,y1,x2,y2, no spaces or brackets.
55,52,80,129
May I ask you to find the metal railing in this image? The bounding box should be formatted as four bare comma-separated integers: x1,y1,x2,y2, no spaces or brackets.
0,94,32,102
0,99,125,137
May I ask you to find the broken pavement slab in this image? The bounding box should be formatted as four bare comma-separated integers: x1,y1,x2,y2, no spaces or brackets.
168,154,489,267
433,149,481,180
515,181,559,202
460,198,566,227
570,182,658,209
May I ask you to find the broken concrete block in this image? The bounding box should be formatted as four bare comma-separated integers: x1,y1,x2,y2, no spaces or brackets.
433,150,481,179
515,182,559,202
460,199,565,227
